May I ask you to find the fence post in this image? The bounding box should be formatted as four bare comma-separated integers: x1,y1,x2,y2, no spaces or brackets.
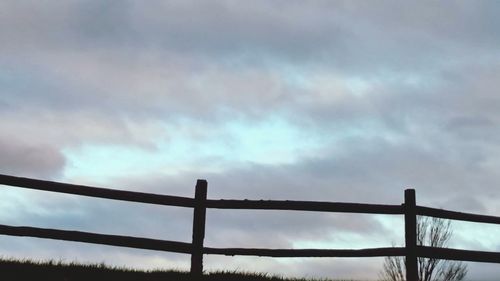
191,179,207,278
404,189,418,281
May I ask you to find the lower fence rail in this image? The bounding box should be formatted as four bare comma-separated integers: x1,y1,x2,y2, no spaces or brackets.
417,246,500,263
0,223,405,258
203,246,405,257
0,224,192,254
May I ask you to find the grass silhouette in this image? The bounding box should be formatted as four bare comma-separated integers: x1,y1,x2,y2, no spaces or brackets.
0,257,364,281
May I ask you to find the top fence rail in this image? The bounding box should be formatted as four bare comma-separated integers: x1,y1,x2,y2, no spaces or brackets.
0,174,403,214
206,199,404,214
416,205,500,225
1,174,500,222
0,174,196,208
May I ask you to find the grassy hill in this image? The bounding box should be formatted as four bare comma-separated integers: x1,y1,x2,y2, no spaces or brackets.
0,258,362,281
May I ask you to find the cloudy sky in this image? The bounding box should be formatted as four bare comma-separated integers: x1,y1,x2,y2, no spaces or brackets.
1,1,500,280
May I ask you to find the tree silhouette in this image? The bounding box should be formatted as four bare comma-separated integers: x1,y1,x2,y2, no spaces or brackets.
380,217,467,281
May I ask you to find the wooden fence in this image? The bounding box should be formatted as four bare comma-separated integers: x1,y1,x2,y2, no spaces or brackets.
0,174,499,281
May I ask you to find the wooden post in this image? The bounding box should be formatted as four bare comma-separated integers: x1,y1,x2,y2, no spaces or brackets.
191,179,207,278
404,189,418,281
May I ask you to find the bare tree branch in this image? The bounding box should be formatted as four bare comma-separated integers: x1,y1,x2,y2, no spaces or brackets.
380,217,467,281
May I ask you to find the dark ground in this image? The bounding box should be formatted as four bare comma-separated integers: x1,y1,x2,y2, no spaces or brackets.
0,258,359,281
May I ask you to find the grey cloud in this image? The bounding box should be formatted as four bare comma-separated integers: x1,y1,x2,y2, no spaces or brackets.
2,0,500,128
445,115,497,141
0,137,65,178
0,108,167,152
205,211,387,248
3,1,500,70
1,50,288,123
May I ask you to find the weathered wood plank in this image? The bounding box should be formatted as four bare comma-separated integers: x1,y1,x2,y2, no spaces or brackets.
191,180,207,276
0,224,192,254
205,199,403,214
418,246,500,263
417,206,500,225
0,174,195,208
405,189,418,281
204,247,405,257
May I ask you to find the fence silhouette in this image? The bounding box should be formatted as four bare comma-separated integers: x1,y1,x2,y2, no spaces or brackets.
0,174,499,281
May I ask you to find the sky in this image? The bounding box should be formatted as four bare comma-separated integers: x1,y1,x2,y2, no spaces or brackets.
1,1,500,280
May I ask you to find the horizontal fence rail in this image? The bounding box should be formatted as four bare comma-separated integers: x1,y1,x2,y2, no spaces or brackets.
0,174,195,208
416,205,500,225
203,246,406,258
417,246,500,264
1,173,499,281
0,224,192,254
206,199,404,214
